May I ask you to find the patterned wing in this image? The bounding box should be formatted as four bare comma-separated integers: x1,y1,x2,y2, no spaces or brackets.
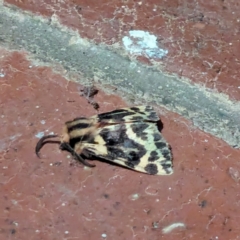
81,122,173,175
94,106,159,123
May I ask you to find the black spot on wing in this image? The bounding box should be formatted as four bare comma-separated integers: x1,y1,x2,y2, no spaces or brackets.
145,106,153,111
160,162,173,174
125,161,135,169
125,143,146,166
148,151,159,162
98,109,133,121
99,125,134,148
99,126,127,146
130,122,149,141
142,106,159,121
155,142,167,149
107,147,125,159
148,111,158,120
108,147,142,167
131,123,149,138
99,124,146,167
130,107,140,112
131,116,145,121
132,106,158,120
140,134,148,141
161,149,172,161
144,163,158,175
153,133,162,142
127,151,141,165
123,139,137,148
125,149,144,168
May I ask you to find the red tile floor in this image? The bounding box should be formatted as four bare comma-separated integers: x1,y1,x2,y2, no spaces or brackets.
1,49,240,240
1,1,240,240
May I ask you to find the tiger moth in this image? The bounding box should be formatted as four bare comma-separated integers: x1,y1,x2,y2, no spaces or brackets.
35,106,173,175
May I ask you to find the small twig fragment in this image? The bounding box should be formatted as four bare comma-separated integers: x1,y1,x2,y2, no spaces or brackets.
80,85,99,110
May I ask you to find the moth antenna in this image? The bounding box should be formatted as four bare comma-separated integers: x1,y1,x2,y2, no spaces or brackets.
35,134,60,158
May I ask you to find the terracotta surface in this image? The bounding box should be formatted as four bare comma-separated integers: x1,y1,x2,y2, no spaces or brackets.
1,49,240,239
1,1,240,239
3,0,240,101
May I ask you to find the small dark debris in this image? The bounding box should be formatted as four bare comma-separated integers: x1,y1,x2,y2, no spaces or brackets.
188,13,204,22
152,221,159,229
10,229,16,234
75,5,82,12
113,201,121,210
80,86,99,110
103,193,109,199
80,86,98,98
145,209,151,215
199,200,207,208
53,161,62,166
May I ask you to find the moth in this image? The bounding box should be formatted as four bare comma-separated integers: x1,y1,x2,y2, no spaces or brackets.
35,106,173,175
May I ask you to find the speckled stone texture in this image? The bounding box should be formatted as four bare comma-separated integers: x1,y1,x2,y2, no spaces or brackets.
1,49,240,239
1,0,240,239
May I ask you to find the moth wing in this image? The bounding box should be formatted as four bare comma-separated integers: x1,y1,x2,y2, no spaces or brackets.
94,106,159,123
82,122,173,175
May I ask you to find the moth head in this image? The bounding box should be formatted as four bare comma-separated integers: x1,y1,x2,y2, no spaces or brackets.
35,128,95,168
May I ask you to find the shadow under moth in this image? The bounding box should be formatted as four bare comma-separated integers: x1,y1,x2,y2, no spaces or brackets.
35,106,173,175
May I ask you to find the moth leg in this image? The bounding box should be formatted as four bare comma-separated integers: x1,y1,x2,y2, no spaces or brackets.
60,142,95,168
81,149,95,159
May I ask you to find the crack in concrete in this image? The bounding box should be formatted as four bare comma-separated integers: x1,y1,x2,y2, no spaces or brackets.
0,5,239,148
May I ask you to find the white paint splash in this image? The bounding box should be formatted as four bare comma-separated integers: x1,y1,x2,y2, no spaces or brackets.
129,193,140,201
122,30,168,59
101,233,107,238
35,132,44,138
9,134,22,141
0,134,22,151
0,69,5,77
40,120,46,125
162,222,186,234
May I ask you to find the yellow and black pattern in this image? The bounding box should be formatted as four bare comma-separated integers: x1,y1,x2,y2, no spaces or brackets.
35,106,173,175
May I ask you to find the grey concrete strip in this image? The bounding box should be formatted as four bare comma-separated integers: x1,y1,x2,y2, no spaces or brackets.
0,5,239,148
